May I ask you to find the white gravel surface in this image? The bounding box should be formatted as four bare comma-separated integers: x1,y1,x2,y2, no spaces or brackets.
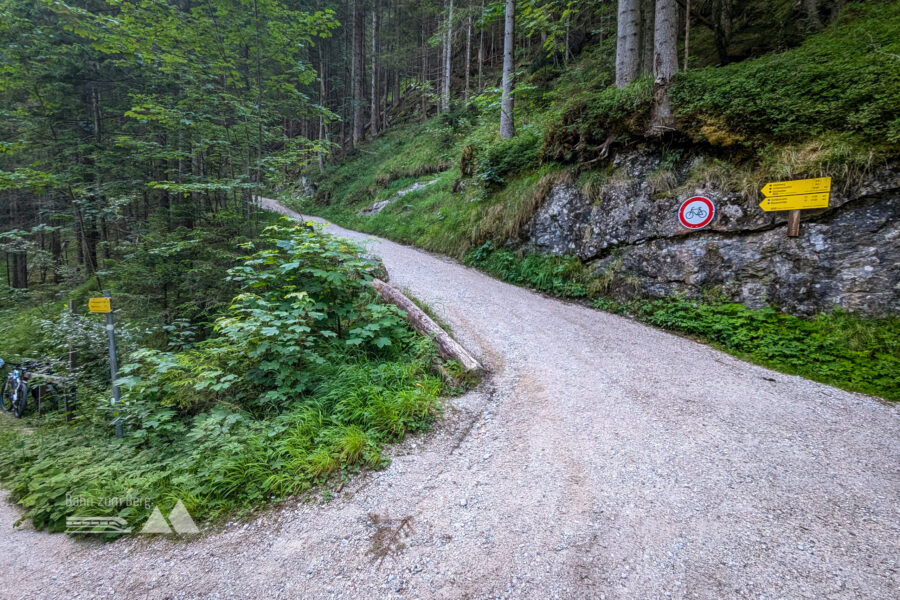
1,197,897,600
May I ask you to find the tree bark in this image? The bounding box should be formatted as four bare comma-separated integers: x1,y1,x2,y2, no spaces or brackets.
464,14,472,104
650,0,679,134
10,252,27,289
639,0,654,75
318,44,327,173
684,0,691,70
615,0,641,87
805,0,823,31
441,0,454,113
352,1,365,147
499,0,515,139
477,0,484,92
371,9,378,137
372,279,483,373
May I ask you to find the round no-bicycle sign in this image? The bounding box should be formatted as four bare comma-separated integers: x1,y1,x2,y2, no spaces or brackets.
678,196,716,229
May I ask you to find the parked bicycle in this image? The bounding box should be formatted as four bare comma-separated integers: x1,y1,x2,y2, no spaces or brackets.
0,358,30,417
0,358,63,418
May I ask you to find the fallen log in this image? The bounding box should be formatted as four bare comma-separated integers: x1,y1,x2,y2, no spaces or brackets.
371,278,483,374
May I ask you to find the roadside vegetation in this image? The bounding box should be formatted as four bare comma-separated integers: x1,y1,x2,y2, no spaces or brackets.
466,245,900,401
291,2,900,402
0,221,456,533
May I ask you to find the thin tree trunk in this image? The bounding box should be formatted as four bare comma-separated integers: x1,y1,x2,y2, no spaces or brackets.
352,1,365,147
478,0,484,92
442,0,453,113
371,9,378,137
650,0,678,133
421,19,428,118
318,44,327,173
464,14,471,104
616,0,641,87
684,0,691,70
499,0,515,139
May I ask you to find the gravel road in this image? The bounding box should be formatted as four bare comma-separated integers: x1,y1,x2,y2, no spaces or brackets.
1,198,897,600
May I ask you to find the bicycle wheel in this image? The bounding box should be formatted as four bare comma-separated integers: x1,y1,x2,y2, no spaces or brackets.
0,378,11,411
12,381,27,418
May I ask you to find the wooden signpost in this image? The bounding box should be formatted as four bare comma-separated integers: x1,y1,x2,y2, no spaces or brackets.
759,177,831,237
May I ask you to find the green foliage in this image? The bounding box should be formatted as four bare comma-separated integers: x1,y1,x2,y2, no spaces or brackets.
466,243,899,401
541,76,653,162
466,243,591,298
623,298,900,401
0,224,451,533
671,2,900,148
473,126,543,189
119,221,413,415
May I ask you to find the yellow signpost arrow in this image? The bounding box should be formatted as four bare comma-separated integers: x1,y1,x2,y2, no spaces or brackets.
761,176,831,198
758,191,830,212
759,177,832,237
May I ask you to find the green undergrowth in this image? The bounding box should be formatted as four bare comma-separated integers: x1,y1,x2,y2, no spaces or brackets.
0,222,462,535
466,245,899,401
671,1,900,148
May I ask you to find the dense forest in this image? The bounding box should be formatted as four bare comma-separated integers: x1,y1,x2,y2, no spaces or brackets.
1,0,859,289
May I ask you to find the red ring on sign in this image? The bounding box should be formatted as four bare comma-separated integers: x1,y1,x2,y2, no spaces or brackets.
678,196,716,229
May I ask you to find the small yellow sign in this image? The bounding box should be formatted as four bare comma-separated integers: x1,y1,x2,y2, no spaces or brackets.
761,176,831,198
759,192,831,212
88,297,111,313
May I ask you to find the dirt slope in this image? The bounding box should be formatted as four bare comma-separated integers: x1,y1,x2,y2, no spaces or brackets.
0,198,896,600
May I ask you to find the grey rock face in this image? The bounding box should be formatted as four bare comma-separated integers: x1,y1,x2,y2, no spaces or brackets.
359,179,439,216
525,149,900,315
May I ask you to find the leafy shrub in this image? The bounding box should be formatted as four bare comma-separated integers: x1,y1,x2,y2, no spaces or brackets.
0,222,451,533
474,127,543,188
467,243,590,298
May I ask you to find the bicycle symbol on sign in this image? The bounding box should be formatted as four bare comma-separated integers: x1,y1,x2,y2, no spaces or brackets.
685,205,707,220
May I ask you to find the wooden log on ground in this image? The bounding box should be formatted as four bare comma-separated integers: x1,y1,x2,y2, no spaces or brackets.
371,278,483,374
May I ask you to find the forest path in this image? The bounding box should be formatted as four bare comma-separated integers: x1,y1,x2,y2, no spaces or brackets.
1,197,897,600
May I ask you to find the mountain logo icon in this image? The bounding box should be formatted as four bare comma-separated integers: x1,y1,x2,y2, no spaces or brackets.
140,500,200,535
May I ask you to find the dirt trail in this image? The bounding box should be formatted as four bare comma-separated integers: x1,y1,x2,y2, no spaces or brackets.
1,198,897,600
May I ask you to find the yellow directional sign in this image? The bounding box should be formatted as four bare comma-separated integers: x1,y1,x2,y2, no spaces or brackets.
761,176,831,198
88,297,111,313
759,192,830,212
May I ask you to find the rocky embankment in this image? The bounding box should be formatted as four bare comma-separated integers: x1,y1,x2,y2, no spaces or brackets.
525,148,899,315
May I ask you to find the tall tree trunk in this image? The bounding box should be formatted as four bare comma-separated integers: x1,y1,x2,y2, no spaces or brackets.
650,0,678,134
499,0,515,139
352,1,365,147
684,0,691,70
421,19,428,118
712,0,733,65
805,0,823,31
441,0,453,113
639,0,655,75
371,9,378,137
464,14,472,104
616,0,641,87
477,0,484,92
10,252,27,289
318,44,327,173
